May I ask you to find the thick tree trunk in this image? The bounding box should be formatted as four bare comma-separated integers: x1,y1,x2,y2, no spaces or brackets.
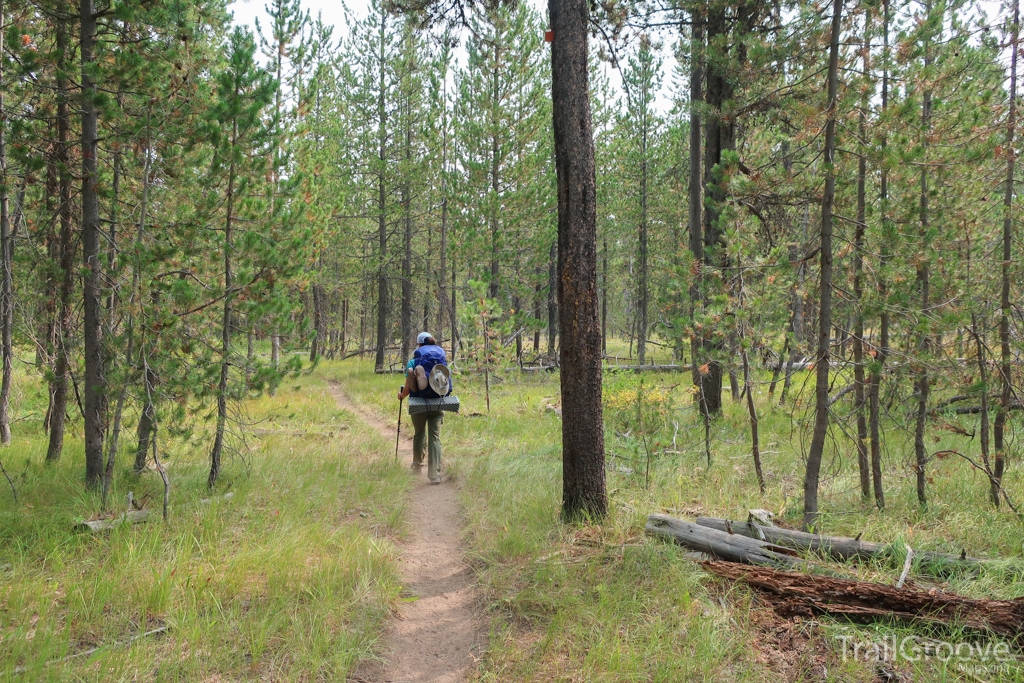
46,24,75,464
803,0,843,531
549,0,606,520
698,3,725,416
995,0,1019,508
81,0,106,487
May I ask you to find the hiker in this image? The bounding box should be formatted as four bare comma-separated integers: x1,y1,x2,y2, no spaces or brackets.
398,332,448,484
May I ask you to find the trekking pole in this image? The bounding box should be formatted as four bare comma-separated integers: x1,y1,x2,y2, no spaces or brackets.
395,389,403,462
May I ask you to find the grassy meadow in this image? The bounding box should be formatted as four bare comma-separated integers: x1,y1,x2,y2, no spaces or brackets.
1,345,1023,681
0,355,408,681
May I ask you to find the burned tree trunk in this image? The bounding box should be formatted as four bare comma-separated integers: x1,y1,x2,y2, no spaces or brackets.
549,0,606,520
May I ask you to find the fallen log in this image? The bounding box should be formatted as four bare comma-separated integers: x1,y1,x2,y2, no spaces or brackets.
604,364,688,373
694,516,982,574
645,514,803,569
703,561,1024,639
74,509,151,533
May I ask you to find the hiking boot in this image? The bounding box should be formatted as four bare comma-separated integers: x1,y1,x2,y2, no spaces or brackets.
429,476,441,485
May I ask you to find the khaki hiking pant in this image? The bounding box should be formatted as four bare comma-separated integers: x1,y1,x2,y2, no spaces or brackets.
411,410,443,481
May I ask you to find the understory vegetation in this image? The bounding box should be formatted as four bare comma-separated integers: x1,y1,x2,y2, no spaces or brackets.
339,358,1024,682
0,356,408,681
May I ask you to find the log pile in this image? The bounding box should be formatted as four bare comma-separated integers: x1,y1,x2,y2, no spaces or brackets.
693,515,981,575
646,512,1022,637
702,562,1024,639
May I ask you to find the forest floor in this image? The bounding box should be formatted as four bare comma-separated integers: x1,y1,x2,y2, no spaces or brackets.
2,351,1024,682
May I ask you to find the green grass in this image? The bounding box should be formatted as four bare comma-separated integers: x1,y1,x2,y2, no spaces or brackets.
0,360,409,681
339,357,1024,682
3,351,1023,681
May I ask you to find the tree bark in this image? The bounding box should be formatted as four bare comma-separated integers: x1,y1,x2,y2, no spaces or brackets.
637,72,649,366
688,7,707,415
852,9,871,502
401,95,413,360
0,1,12,444
914,4,933,508
803,0,843,531
995,0,1019,509
702,562,1023,638
209,114,237,490
698,1,727,416
867,0,891,511
81,0,106,487
46,21,75,463
374,16,389,372
549,0,606,520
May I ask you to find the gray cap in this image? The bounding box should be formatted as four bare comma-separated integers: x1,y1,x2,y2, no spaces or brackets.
417,332,433,344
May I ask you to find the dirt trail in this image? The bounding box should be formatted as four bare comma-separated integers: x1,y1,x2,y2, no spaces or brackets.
329,382,484,683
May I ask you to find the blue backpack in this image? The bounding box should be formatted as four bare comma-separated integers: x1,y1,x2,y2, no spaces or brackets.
411,345,451,399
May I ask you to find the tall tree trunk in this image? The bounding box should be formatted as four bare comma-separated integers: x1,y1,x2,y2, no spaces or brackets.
0,2,11,445
688,7,706,415
994,0,1019,508
637,98,649,366
101,143,122,507
803,0,843,531
209,119,237,490
914,5,933,508
852,8,871,501
450,260,457,362
489,43,501,301
699,1,734,416
401,112,412,360
374,18,389,371
868,0,891,511
439,197,448,344
81,0,106,487
46,23,75,464
549,0,606,520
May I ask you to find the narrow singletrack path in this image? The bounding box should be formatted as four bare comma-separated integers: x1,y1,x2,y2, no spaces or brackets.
330,381,485,683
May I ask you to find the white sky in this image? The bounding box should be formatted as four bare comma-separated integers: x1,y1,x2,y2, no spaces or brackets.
228,0,1014,117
